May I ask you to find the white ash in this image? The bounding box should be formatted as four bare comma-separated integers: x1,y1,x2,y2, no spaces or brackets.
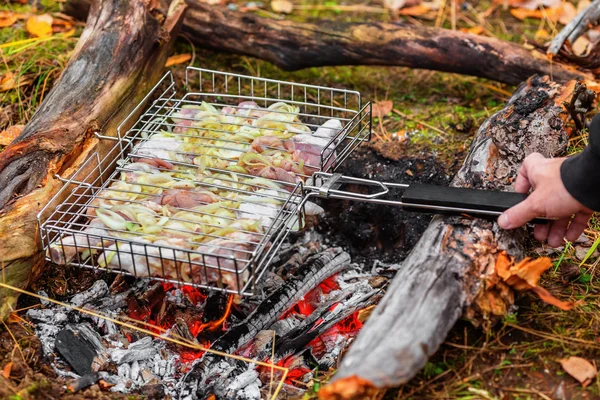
71,280,109,307
34,323,64,355
215,368,262,400
111,337,158,364
27,309,69,324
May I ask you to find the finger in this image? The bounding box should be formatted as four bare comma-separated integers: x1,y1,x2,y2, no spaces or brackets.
548,217,571,247
566,211,593,242
498,195,541,229
514,164,532,194
534,222,550,242
514,153,545,193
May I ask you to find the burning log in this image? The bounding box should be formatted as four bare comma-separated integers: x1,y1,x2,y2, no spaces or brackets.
63,0,591,86
0,0,186,320
212,248,350,355
318,77,597,399
178,248,351,396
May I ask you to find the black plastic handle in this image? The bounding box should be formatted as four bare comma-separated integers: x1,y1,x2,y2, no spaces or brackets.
401,183,548,224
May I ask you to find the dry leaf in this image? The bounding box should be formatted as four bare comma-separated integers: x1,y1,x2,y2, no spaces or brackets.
460,26,485,35
398,4,432,16
0,125,24,146
495,251,574,310
572,36,591,56
498,0,560,9
165,53,192,67
372,100,393,118
559,357,597,387
384,0,407,11
52,18,73,33
510,6,560,21
26,14,53,38
559,2,577,25
531,286,573,310
271,0,294,13
0,14,17,28
2,362,12,379
319,376,379,400
0,73,33,93
578,0,591,13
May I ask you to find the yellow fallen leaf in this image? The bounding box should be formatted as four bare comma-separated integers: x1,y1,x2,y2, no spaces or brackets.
398,4,432,16
61,28,76,38
372,100,394,118
165,53,192,67
559,357,597,387
460,26,485,35
26,14,53,38
0,125,24,147
510,6,560,21
271,0,294,13
0,14,17,28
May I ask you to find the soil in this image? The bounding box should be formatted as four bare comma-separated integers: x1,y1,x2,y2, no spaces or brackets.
316,141,457,265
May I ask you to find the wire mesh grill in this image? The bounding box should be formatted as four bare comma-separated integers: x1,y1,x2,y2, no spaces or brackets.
38,67,371,295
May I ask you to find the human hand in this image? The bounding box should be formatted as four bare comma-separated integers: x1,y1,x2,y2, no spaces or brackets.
497,153,593,247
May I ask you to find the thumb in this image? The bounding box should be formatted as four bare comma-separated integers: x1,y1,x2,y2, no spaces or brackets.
498,195,540,229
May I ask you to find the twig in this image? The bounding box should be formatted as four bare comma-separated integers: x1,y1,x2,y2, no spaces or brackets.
502,387,553,400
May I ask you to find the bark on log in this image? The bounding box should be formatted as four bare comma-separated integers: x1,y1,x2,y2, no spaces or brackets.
317,77,595,399
63,0,591,86
0,0,186,319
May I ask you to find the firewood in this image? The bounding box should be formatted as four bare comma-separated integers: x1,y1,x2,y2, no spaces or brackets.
0,0,186,320
63,0,590,86
317,77,596,399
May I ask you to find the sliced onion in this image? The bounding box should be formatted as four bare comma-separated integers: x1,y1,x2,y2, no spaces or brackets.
96,209,127,230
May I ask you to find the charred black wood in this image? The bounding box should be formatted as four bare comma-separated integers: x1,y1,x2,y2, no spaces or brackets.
55,323,108,375
179,248,350,395
275,288,381,359
211,248,350,355
202,291,230,324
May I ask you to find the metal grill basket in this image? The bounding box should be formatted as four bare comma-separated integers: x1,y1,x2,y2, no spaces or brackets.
38,67,371,296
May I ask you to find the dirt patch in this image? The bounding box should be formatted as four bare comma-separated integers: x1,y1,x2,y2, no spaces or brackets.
315,143,455,265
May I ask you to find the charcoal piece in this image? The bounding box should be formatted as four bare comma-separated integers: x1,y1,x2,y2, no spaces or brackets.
56,323,107,375
67,372,99,392
202,291,229,324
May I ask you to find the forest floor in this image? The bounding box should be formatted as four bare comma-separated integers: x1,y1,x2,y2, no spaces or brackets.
2,0,600,399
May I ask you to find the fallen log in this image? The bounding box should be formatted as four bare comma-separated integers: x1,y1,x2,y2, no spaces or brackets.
63,0,590,86
0,0,186,319
317,77,596,399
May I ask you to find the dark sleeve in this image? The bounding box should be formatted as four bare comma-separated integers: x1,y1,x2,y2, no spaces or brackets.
560,114,600,211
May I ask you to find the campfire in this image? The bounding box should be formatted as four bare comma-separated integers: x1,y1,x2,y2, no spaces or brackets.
27,239,385,398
